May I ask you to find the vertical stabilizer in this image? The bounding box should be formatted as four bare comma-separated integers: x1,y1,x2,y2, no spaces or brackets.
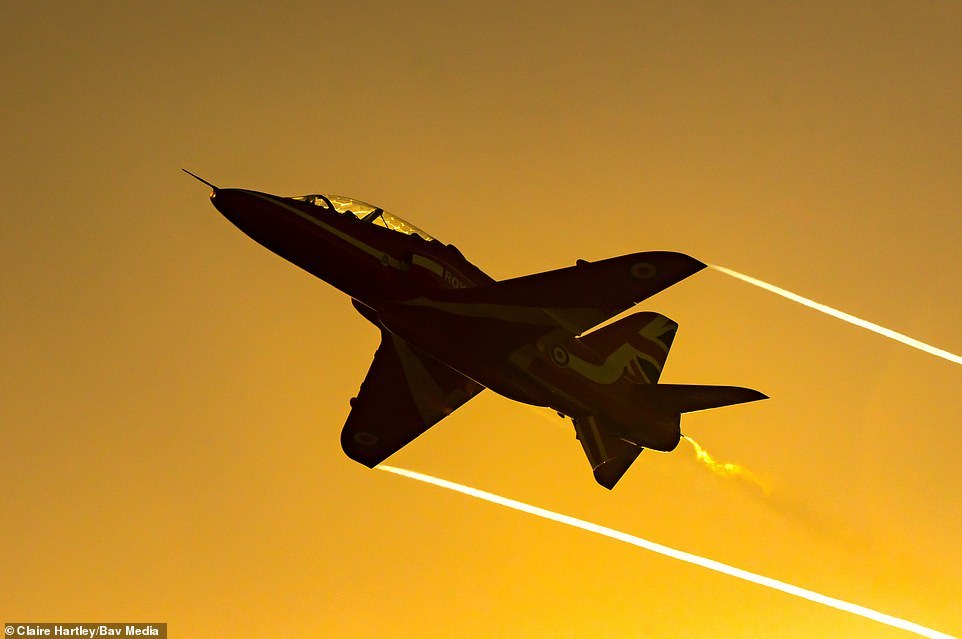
577,312,678,384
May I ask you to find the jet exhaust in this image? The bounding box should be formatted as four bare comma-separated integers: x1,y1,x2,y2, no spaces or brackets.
378,465,956,639
682,435,770,494
710,265,962,366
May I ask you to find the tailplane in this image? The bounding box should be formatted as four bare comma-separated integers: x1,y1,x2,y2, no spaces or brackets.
572,415,642,490
636,384,768,414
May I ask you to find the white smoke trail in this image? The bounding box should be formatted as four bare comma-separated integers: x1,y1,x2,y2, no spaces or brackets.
378,465,956,639
710,265,962,366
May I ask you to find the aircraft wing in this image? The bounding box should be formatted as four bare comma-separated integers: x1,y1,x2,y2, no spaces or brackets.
428,251,705,335
341,330,484,467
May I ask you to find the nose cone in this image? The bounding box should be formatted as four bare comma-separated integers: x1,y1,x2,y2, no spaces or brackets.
208,188,285,244
183,172,280,239
209,188,254,226
208,186,228,214
209,187,232,220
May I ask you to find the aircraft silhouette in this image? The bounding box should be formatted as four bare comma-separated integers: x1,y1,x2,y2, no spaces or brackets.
186,171,766,488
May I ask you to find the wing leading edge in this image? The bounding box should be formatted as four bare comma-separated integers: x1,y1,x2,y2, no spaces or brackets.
341,330,484,467
378,251,705,367
425,251,705,335
398,251,705,342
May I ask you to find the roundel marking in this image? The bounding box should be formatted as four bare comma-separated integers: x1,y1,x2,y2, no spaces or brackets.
550,345,569,366
630,262,657,279
354,432,379,446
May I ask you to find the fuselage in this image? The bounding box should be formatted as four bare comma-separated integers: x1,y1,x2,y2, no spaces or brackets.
209,187,681,450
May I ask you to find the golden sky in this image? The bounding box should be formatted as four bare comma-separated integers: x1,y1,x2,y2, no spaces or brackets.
2,2,960,637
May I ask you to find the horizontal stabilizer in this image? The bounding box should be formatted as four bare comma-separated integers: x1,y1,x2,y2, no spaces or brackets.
593,451,642,490
639,384,767,414
573,415,643,490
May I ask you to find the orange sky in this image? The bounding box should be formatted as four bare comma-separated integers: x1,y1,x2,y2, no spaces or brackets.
2,2,960,637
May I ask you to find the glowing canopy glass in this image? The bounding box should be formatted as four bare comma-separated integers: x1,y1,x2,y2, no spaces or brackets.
292,194,435,241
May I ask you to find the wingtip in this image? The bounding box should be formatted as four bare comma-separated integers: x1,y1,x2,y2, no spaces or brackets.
736,388,769,403
667,251,708,275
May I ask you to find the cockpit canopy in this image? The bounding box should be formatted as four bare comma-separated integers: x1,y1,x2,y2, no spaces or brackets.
291,193,435,241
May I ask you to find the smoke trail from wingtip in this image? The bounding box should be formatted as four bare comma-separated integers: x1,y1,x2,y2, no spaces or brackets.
378,465,957,639
710,265,962,365
682,435,770,494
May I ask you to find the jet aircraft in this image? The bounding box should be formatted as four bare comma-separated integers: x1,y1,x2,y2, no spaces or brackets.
186,171,766,488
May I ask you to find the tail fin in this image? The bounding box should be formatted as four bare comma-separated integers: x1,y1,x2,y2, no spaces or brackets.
577,312,678,384
637,384,768,414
